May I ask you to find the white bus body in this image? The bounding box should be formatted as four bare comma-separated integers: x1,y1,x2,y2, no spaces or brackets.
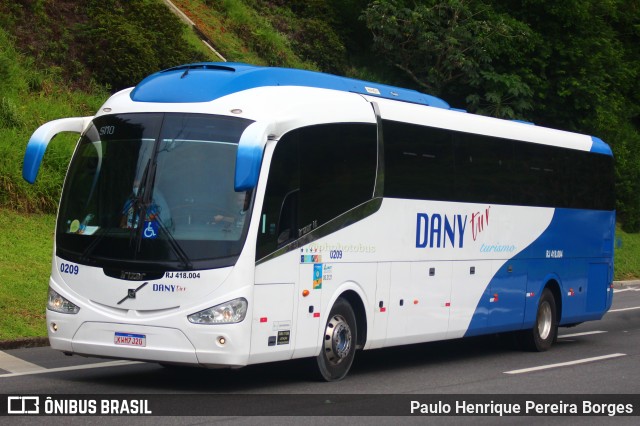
24,63,615,381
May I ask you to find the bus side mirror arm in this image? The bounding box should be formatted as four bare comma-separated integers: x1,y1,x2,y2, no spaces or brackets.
235,121,274,191
23,116,93,184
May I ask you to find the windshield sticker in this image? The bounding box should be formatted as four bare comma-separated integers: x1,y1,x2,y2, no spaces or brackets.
69,219,80,233
313,264,323,289
142,221,159,239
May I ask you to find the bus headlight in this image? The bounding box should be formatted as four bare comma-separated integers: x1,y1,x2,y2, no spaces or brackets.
47,288,80,314
188,298,248,324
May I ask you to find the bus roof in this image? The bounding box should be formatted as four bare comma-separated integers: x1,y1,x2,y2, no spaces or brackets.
129,62,450,109
126,62,611,157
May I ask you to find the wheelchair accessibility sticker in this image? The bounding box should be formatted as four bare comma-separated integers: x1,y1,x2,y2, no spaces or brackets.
143,221,159,239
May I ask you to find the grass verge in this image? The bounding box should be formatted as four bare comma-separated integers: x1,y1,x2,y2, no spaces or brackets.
614,225,640,280
0,209,54,340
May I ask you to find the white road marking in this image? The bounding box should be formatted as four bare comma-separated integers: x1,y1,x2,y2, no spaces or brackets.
609,306,640,313
504,353,626,375
0,351,46,374
558,330,606,339
609,305,640,313
0,359,142,378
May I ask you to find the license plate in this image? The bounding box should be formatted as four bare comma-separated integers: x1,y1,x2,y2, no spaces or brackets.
114,332,146,347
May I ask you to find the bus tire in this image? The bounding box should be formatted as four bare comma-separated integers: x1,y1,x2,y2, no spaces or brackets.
316,297,357,381
521,288,558,352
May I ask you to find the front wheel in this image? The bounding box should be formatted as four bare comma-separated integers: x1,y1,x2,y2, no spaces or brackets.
521,288,558,351
316,298,357,381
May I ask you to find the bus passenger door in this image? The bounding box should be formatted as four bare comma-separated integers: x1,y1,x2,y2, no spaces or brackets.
293,261,323,358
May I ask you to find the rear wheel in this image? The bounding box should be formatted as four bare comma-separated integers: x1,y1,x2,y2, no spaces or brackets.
521,288,558,351
316,298,357,381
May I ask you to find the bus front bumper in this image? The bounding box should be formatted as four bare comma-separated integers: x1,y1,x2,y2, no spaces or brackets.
47,311,250,368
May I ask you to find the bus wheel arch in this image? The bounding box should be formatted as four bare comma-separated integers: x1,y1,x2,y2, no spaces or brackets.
316,296,358,381
545,279,562,327
521,281,560,351
339,290,367,349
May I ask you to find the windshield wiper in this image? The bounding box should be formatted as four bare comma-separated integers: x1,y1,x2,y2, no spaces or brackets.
80,225,111,264
131,158,153,252
155,216,193,270
130,151,191,269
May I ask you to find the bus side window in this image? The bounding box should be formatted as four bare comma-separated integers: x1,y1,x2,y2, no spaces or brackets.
256,131,300,260
256,123,376,261
277,189,299,246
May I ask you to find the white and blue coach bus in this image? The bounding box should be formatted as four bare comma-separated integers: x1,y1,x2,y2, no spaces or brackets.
23,63,615,381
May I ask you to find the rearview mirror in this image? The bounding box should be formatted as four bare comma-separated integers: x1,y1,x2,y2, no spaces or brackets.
234,121,273,191
23,116,93,184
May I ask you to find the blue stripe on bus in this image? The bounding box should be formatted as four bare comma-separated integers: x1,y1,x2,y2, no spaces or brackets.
464,208,615,337
590,136,613,155
23,136,50,184
129,62,450,109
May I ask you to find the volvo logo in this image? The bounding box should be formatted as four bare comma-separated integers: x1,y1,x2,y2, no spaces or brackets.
117,282,148,305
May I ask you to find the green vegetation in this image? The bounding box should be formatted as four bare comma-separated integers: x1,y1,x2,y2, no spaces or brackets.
614,226,640,281
172,0,317,69
0,209,54,340
76,0,210,91
0,25,106,213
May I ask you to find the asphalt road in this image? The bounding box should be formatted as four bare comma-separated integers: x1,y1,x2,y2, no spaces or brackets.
1,285,639,425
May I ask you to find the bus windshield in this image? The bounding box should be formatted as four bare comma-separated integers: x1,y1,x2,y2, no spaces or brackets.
56,113,254,270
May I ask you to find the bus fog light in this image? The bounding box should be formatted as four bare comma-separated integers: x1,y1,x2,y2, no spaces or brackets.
51,322,58,332
218,337,226,345
47,288,80,314
188,298,248,324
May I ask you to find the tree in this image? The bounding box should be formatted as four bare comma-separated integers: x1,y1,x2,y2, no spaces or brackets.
361,0,536,118
77,0,207,91
497,0,640,231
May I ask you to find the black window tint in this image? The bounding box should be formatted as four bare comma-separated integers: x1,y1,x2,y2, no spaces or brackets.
454,133,512,204
257,123,377,260
569,150,615,210
383,120,454,200
382,119,614,211
512,142,562,207
298,124,377,229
